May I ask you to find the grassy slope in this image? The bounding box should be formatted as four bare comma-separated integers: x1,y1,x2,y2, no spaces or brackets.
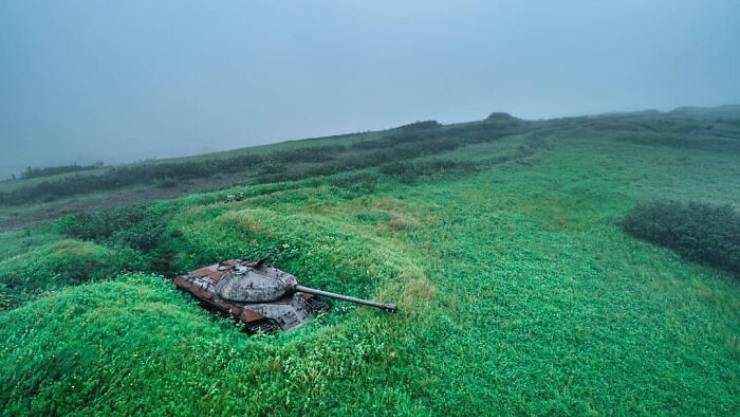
0,130,379,193
0,129,386,231
1,109,739,416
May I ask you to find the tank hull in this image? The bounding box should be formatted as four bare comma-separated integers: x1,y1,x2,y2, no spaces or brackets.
174,260,327,332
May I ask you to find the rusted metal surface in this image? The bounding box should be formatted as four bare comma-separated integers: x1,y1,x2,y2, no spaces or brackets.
174,259,396,332
174,259,321,332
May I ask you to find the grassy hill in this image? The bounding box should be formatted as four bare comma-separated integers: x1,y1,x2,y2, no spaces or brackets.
1,107,739,416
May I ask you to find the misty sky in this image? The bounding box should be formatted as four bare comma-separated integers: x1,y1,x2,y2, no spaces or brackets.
1,1,739,178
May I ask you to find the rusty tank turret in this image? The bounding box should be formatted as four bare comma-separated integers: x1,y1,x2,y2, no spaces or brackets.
174,258,396,332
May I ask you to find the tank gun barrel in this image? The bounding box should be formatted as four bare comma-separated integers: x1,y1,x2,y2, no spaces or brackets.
295,285,397,313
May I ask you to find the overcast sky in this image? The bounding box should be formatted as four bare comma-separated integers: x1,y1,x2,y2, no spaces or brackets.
1,0,739,178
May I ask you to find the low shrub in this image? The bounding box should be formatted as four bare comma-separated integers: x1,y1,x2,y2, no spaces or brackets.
393,120,443,131
268,145,345,163
257,161,287,175
57,205,177,275
485,112,520,123
58,205,164,250
0,240,145,310
19,162,104,179
329,173,378,196
622,200,740,276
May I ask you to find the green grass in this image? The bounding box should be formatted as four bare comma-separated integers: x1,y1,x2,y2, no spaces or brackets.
1,108,739,416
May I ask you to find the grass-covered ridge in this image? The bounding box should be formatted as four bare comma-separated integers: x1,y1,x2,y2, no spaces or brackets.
0,117,522,207
1,106,739,416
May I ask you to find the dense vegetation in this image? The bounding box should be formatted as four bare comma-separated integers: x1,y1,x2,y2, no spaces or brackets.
1,107,739,416
18,163,104,179
623,201,740,276
0,119,523,206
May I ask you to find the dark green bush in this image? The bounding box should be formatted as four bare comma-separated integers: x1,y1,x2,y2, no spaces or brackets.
622,200,740,276
485,112,520,123
20,162,104,179
59,205,164,249
57,205,177,275
393,120,443,131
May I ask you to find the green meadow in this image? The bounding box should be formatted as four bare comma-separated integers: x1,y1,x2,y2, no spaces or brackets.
1,107,738,416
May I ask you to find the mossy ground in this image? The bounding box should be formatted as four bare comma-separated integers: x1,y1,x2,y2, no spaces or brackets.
1,112,739,416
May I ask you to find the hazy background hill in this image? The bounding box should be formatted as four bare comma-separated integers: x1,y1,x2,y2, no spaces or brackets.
2,105,738,231
3,1,739,179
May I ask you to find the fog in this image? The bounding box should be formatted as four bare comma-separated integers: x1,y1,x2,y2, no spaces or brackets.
1,0,738,178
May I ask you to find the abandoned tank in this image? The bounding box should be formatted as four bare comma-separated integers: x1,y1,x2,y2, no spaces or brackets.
174,258,397,332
